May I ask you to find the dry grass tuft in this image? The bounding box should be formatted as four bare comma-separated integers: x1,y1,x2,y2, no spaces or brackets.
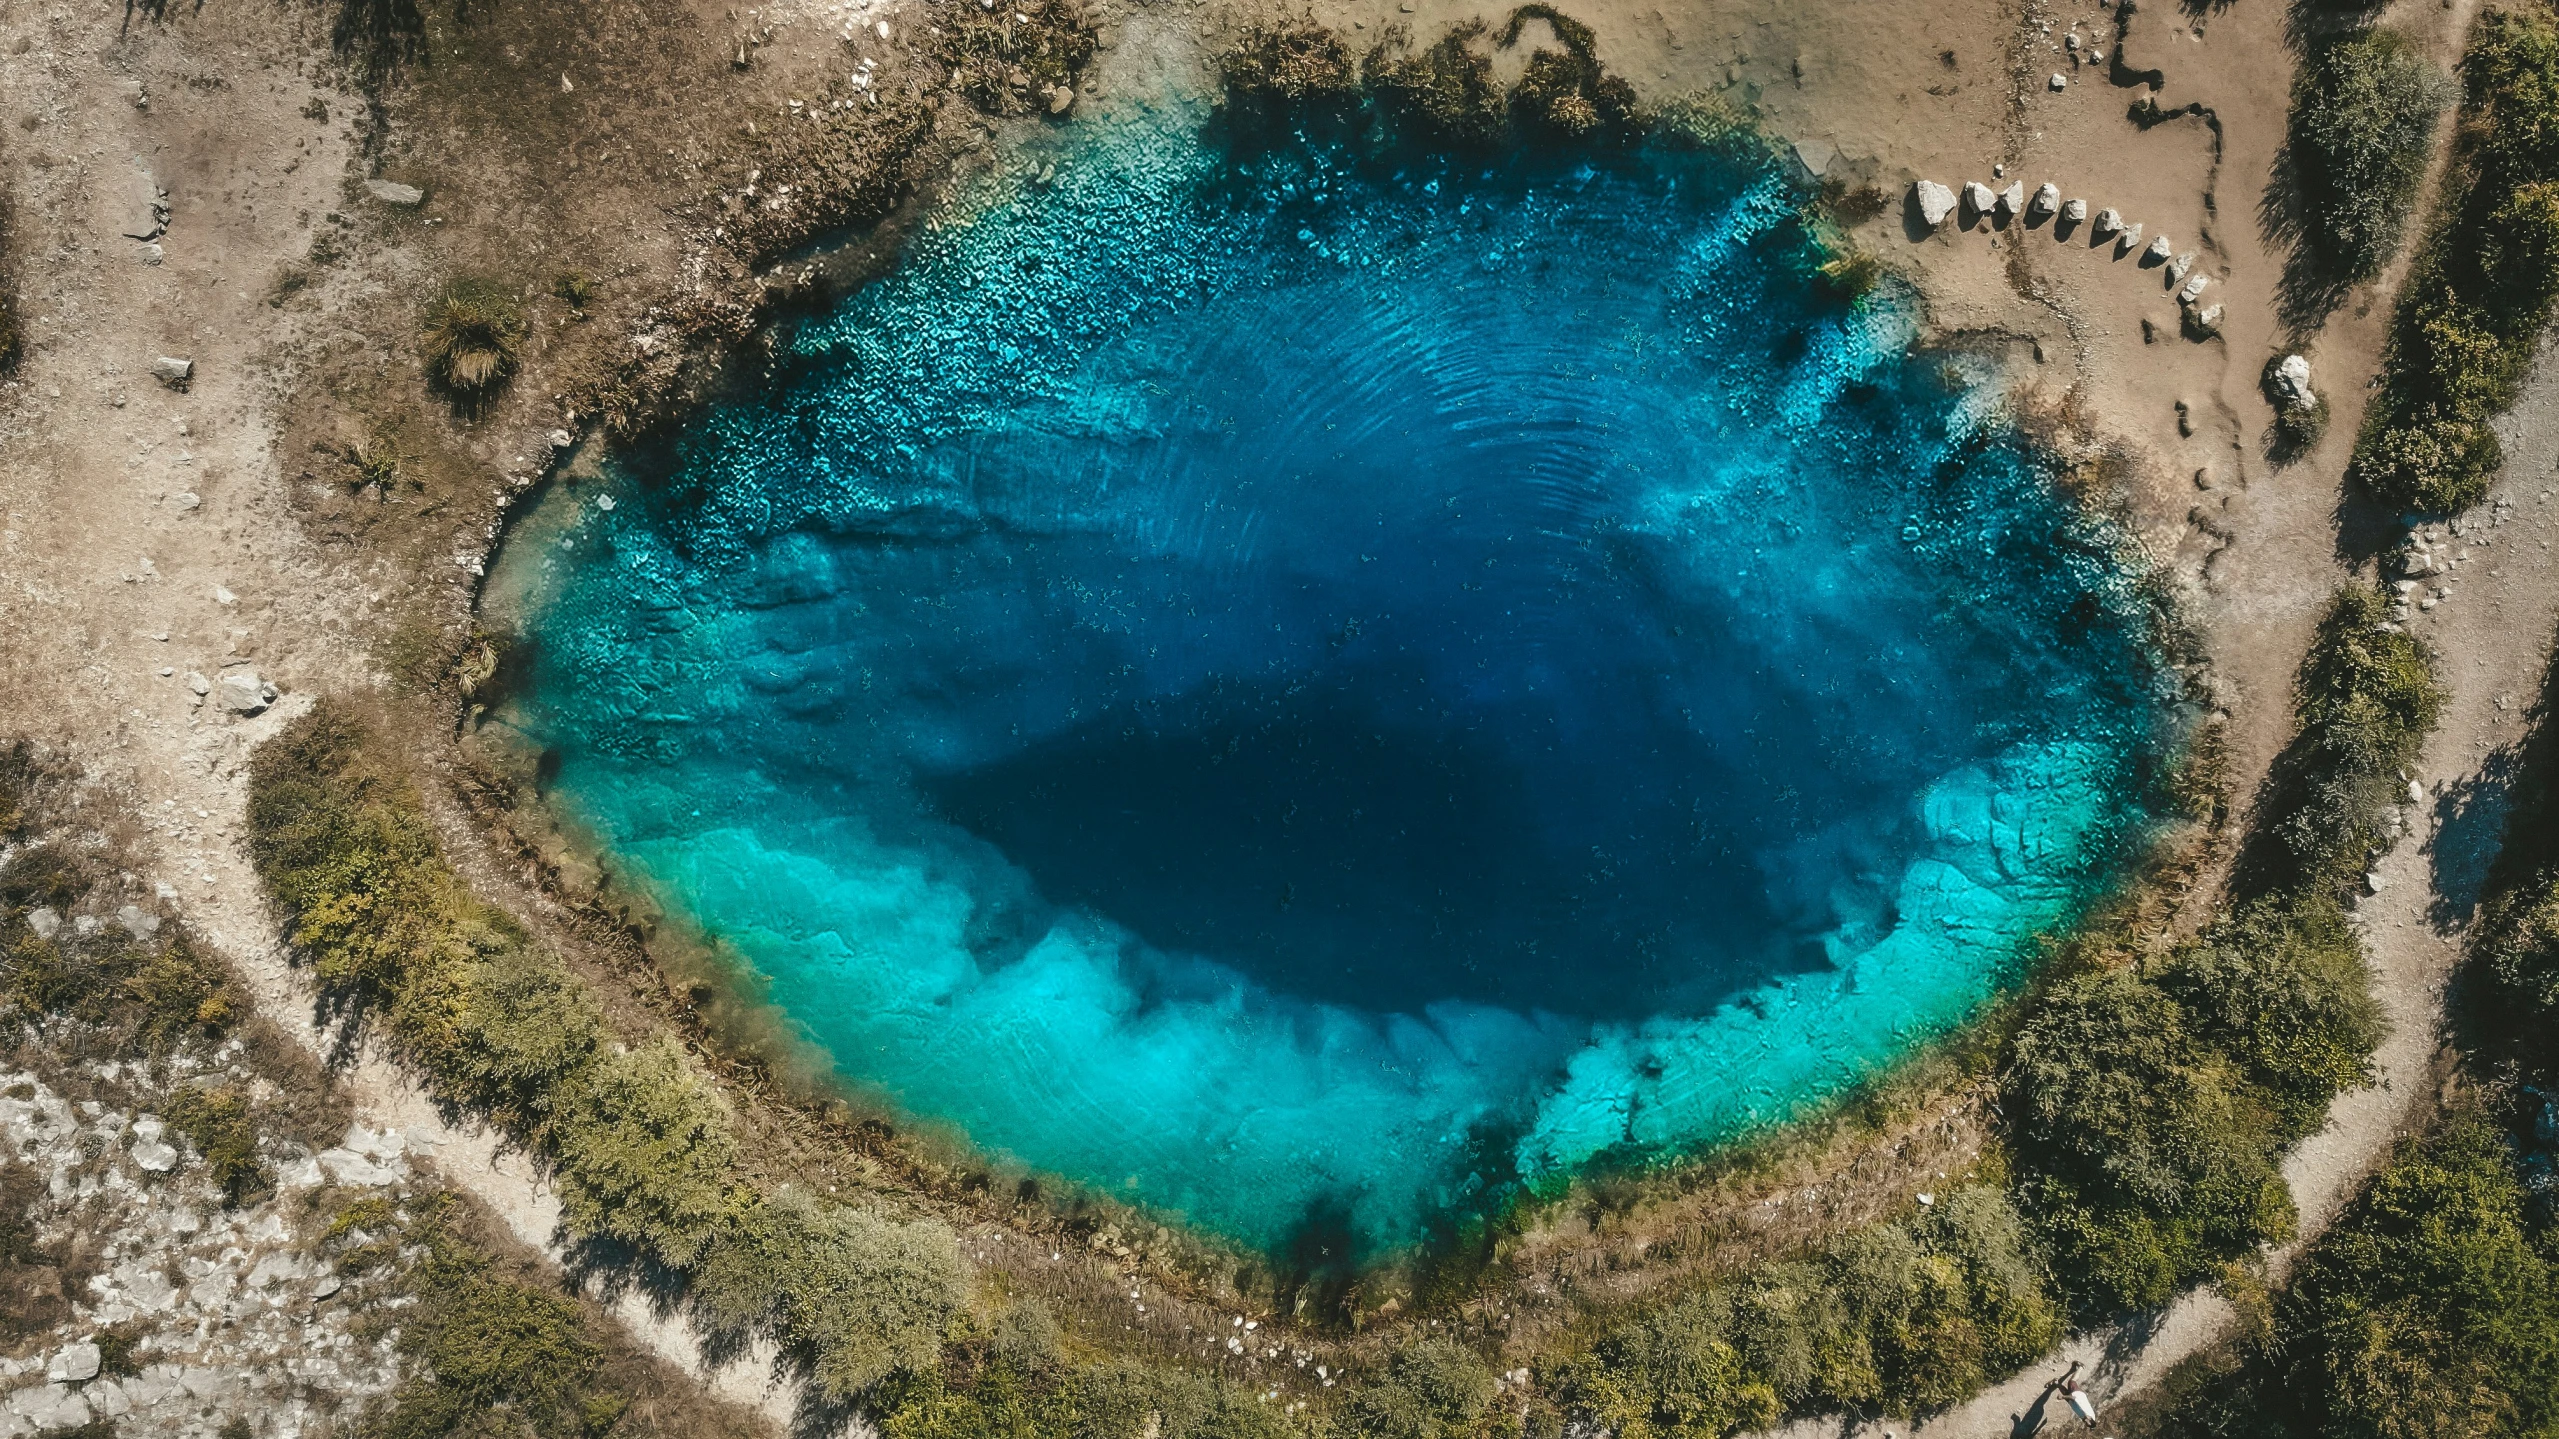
419,282,527,402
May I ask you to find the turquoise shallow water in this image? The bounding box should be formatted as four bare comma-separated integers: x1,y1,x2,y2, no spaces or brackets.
493,103,2173,1255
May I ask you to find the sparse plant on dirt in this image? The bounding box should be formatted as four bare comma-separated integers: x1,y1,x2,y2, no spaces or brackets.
551,270,596,318
418,281,527,404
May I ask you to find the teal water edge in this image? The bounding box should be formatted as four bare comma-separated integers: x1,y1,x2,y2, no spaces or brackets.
488,101,2177,1257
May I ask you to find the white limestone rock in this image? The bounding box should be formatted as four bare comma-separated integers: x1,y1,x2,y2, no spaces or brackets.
2274,354,2319,410
2028,181,2060,218
1913,179,1958,227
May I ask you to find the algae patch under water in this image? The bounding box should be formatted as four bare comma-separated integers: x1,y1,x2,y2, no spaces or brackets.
489,103,2175,1255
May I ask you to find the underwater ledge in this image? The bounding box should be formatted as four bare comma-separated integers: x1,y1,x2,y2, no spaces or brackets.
465,14,2200,1290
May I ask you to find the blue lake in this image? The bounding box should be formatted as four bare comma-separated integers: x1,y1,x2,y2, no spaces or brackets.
491,103,2173,1255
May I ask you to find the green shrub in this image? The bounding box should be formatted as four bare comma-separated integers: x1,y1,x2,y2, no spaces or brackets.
2352,5,2559,514
1345,1339,1497,1439
2157,896,2384,1139
1551,1186,2056,1431
696,1188,965,1400
2008,969,2295,1312
2290,30,2454,280
1555,1291,1779,1439
2265,1116,2559,1438
374,1200,626,1439
165,1084,270,1206
445,944,603,1135
549,1039,745,1270
2265,587,2444,895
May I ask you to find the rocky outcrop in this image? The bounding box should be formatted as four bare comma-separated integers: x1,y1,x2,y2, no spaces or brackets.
0,1068,409,1439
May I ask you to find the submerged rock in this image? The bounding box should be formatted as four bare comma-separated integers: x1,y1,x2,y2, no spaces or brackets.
1913,180,1958,227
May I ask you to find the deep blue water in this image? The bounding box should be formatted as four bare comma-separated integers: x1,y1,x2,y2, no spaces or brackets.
491,103,2172,1254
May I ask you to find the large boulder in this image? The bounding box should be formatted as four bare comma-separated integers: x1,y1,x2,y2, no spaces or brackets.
1996,181,2026,217
2092,207,2123,238
364,178,425,207
1913,180,1958,227
1962,180,1998,218
2028,182,2060,219
2061,197,2089,224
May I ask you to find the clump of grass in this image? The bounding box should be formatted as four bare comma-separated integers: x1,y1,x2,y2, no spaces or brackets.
345,426,412,494
1500,4,1640,142
418,281,527,402
165,1084,270,1206
1817,248,1885,301
1217,16,1360,130
1362,21,1504,148
551,270,596,319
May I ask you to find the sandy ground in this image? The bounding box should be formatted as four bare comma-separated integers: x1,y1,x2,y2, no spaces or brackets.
1,0,2549,1425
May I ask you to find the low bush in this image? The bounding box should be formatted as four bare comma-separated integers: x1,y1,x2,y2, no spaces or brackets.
693,1188,967,1401
1362,21,1505,149
549,1039,747,1270
2290,29,2455,282
164,1084,270,1207
1344,1339,1497,1439
2151,1116,2559,1439
2258,586,2444,896
1217,7,1639,152
370,1198,626,1439
1549,1185,2060,1431
248,703,966,1404
2352,5,2559,514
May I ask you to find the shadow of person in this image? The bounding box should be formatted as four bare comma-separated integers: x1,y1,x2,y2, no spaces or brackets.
2011,1382,2061,1438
